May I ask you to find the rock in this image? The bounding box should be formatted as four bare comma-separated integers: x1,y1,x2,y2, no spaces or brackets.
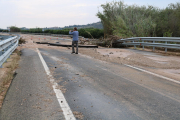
109,52,113,54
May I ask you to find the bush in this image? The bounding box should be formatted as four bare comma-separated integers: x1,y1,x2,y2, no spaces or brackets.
10,26,21,32
19,37,26,44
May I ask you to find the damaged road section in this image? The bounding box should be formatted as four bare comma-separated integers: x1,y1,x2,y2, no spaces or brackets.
39,48,180,120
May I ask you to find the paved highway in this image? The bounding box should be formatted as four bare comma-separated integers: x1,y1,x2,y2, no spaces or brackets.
0,48,180,120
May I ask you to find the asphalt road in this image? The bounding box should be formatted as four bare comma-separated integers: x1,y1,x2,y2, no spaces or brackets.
39,48,180,120
0,48,180,120
0,49,65,120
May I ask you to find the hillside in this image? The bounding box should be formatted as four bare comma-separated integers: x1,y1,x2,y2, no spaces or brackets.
63,22,103,29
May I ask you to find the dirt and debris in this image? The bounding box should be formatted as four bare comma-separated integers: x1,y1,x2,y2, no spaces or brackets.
13,34,180,83
79,48,180,80
73,111,84,120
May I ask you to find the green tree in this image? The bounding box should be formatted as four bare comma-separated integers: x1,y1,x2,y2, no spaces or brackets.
10,26,21,32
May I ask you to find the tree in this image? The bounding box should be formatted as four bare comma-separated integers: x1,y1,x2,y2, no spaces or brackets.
10,26,21,32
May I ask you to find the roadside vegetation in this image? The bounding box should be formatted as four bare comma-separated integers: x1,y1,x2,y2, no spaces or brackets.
0,29,8,32
19,37,26,44
21,28,104,39
10,26,21,32
97,1,180,38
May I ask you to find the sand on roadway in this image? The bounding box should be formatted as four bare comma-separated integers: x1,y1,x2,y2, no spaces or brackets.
20,34,180,81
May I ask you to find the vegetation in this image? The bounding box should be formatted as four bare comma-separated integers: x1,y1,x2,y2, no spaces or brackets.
12,1,180,39
0,29,8,32
63,22,103,29
10,26,21,32
97,1,180,38
19,37,26,44
21,28,104,39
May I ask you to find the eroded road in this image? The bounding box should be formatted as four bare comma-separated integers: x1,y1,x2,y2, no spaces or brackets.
1,48,180,120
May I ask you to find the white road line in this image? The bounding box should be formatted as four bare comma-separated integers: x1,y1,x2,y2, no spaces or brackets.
36,48,76,120
96,65,180,103
81,52,180,85
124,64,180,85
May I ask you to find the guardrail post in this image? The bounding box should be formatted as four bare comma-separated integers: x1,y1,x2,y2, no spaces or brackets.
133,41,136,49
0,50,4,68
0,51,2,56
165,41,167,52
153,41,155,51
142,40,144,50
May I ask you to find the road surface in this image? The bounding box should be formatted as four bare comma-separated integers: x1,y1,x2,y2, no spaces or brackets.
0,48,180,120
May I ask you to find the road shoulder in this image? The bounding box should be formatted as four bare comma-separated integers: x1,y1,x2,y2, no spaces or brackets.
0,48,65,120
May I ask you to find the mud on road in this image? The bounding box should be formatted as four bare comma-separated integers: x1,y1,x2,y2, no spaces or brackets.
20,34,180,81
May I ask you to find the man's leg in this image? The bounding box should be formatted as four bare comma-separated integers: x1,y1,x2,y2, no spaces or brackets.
72,41,75,53
76,41,78,54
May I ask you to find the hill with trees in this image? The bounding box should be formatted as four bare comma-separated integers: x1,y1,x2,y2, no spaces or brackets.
63,22,103,29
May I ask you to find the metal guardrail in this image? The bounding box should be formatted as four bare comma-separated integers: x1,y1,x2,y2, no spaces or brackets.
0,35,20,68
118,37,180,52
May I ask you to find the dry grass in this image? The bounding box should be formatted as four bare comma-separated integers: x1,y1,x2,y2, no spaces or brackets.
0,49,21,108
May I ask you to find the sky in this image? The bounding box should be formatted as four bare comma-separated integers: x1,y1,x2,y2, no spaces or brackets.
0,0,179,29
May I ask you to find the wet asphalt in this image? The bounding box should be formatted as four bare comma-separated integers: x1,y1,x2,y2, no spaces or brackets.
39,48,180,120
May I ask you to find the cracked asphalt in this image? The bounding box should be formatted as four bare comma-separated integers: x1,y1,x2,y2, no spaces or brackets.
0,47,180,120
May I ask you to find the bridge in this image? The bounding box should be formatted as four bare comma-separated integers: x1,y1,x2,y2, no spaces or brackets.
0,33,180,120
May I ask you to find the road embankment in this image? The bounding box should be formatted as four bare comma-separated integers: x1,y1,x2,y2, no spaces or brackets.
0,49,21,108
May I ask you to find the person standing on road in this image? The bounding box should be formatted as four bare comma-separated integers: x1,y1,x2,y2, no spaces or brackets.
69,27,79,54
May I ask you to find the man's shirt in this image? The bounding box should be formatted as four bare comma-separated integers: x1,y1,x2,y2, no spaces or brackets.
69,31,79,41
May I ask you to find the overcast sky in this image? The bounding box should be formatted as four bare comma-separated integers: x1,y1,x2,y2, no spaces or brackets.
0,0,179,29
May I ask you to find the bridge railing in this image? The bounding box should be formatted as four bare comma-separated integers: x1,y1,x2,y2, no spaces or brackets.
118,37,180,52
0,35,20,68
